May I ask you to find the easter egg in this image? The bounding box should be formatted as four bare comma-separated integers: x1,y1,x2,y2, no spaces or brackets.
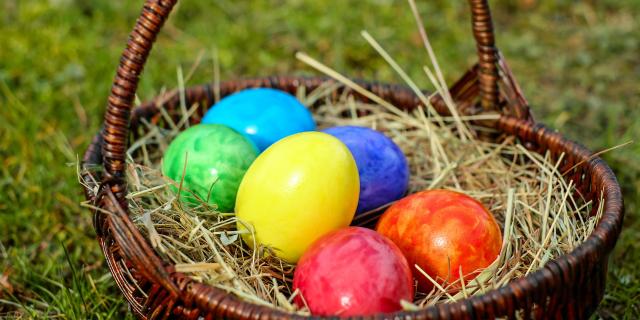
162,124,258,212
323,126,409,214
201,88,316,151
376,189,502,292
293,227,414,316
235,132,359,263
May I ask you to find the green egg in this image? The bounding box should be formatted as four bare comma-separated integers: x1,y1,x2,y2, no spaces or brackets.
162,124,258,212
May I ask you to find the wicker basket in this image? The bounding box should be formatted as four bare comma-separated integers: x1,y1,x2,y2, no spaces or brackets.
80,0,624,319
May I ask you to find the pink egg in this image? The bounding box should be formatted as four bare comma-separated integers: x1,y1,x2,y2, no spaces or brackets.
293,227,414,316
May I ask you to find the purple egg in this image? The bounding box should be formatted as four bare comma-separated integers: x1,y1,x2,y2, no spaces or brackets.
322,126,409,214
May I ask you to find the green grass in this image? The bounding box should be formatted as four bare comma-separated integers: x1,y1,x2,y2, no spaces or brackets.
1,0,638,318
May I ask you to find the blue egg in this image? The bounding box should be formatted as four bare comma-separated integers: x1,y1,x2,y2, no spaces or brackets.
201,88,316,151
322,126,409,214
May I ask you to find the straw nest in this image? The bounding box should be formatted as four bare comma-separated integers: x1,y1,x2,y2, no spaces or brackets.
114,74,603,314
81,6,604,314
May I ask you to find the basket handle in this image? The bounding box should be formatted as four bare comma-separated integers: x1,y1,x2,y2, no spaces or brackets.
101,0,500,192
469,0,500,111
101,0,178,193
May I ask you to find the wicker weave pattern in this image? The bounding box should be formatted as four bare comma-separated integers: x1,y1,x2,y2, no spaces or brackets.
80,0,624,319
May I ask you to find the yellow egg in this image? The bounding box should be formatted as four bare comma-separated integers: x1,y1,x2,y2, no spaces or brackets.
235,132,360,263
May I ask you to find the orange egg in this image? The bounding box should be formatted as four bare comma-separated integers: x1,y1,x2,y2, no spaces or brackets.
376,189,502,292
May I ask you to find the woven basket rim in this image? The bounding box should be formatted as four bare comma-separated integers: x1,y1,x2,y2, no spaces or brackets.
81,75,624,319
